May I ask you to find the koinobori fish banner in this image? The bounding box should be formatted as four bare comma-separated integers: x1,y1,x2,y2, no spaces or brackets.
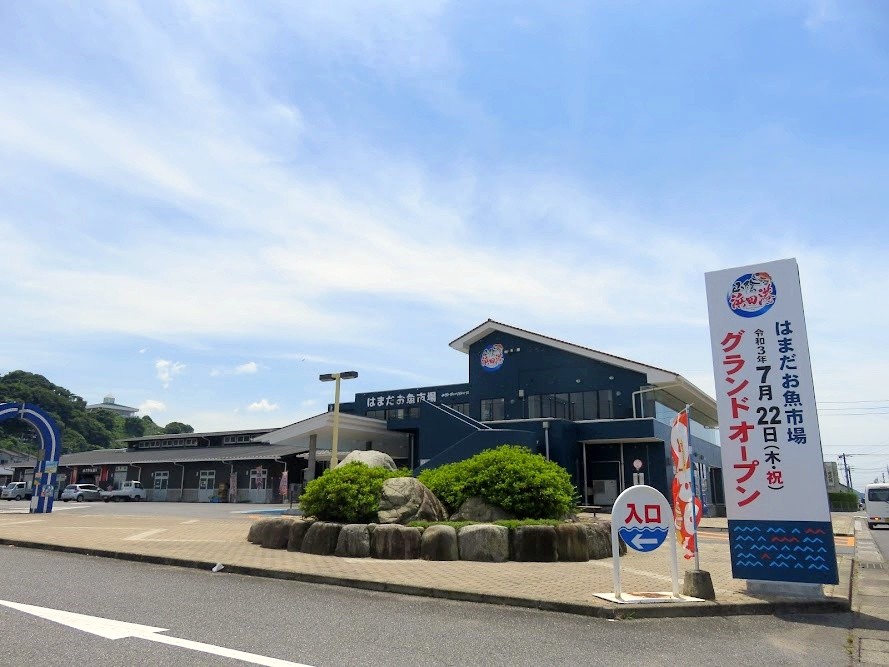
671,410,702,560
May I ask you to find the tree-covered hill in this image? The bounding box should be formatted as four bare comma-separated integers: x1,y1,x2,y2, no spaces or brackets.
0,371,193,455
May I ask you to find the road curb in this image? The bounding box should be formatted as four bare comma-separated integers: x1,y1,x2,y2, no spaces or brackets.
0,537,852,620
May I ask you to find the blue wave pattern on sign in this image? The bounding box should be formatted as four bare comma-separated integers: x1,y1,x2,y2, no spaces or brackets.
618,526,668,553
728,520,839,584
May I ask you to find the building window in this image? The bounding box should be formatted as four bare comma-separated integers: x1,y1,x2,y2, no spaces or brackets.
199,470,216,490
450,403,469,416
154,471,169,490
480,398,505,421
249,467,267,490
527,390,614,420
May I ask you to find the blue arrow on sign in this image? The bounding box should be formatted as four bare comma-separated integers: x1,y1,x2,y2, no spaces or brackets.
619,526,669,553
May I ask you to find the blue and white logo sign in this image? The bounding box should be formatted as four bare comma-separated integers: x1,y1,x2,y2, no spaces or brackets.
727,271,777,318
480,344,504,372
613,485,672,553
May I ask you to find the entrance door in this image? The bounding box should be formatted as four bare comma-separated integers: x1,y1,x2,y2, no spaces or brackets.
153,471,169,501
198,470,216,502
248,467,269,503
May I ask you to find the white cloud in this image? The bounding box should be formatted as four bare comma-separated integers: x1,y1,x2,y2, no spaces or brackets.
138,399,167,416
804,0,835,31
155,360,185,388
210,362,261,377
247,398,279,413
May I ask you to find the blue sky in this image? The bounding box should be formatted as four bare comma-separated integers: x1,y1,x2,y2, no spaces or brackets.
1,1,887,490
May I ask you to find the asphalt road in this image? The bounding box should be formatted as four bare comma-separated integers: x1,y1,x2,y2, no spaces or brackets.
0,547,854,667
866,522,889,558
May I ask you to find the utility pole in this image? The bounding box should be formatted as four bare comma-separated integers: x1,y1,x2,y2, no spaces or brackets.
838,453,854,489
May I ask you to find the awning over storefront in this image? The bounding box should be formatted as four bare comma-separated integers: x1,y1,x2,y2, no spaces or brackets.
259,412,410,460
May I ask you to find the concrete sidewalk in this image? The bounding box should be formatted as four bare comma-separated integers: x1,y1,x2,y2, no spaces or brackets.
850,518,889,665
0,509,854,620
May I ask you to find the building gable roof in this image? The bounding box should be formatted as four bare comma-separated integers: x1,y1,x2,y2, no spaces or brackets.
450,319,717,424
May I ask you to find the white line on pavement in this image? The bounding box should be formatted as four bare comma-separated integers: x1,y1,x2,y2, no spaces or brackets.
0,599,315,667
124,528,168,541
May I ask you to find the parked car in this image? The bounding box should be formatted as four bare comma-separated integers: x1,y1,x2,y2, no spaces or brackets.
101,480,147,502
1,481,32,501
61,483,103,502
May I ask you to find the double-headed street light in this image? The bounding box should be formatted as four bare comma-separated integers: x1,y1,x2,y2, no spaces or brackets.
319,371,358,470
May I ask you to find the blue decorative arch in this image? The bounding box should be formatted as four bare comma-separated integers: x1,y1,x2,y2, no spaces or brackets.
0,402,62,514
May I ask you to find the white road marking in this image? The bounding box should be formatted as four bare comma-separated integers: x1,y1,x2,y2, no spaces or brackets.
180,519,199,524
0,599,315,667
0,519,45,525
124,529,167,541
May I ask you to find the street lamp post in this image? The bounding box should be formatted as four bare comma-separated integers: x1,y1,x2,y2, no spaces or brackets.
319,371,358,470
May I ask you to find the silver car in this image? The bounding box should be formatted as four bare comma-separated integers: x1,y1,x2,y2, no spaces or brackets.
1,481,31,500
61,483,102,502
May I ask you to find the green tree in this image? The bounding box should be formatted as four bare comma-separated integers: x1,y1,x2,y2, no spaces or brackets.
163,421,195,434
123,417,146,437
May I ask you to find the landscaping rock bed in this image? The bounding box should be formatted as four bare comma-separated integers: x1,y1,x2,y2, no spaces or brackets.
248,517,624,562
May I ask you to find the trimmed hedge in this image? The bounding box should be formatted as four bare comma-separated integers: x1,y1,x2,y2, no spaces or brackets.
828,491,859,511
418,445,577,519
299,462,410,523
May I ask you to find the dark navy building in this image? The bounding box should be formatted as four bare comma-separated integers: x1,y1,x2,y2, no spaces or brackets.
340,321,725,513
7,320,724,512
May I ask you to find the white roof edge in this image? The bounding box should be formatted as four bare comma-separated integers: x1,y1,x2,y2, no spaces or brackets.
260,411,397,445
451,320,689,386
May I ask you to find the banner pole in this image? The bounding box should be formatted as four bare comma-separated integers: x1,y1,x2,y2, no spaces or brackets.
687,405,701,571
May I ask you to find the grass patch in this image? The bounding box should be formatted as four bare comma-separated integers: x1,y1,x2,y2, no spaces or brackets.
408,519,566,530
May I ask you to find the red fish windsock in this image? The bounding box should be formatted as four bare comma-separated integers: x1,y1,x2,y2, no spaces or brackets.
671,410,702,560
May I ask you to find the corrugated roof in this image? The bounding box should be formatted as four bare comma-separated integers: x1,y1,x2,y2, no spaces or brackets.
120,428,277,443
56,443,308,466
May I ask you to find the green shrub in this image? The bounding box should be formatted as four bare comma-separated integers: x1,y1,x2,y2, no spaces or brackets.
415,461,467,511
828,491,859,511
299,462,409,523
418,445,577,519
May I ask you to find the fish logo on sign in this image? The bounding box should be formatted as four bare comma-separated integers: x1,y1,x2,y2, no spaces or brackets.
727,271,777,318
480,344,504,372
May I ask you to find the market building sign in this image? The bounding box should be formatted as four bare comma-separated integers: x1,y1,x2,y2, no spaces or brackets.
705,258,838,585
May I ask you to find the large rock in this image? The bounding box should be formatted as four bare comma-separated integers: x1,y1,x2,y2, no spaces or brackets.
286,520,314,552
555,523,589,562
371,524,422,559
260,518,292,549
457,524,509,562
340,450,397,470
301,521,343,555
377,477,448,524
450,497,516,522
512,525,558,562
420,524,459,561
583,521,625,559
247,519,267,544
335,524,371,558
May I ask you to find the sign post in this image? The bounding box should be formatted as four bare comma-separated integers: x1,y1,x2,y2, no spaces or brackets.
594,485,703,604
705,258,838,593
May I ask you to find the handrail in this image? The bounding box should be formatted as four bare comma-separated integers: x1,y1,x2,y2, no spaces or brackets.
420,400,491,430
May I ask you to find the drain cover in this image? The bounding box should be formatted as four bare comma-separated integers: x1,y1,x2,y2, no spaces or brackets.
859,562,886,570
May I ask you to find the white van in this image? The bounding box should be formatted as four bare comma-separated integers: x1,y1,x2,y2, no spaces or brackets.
865,483,889,530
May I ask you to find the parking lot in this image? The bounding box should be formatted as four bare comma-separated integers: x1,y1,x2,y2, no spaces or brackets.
0,499,294,520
